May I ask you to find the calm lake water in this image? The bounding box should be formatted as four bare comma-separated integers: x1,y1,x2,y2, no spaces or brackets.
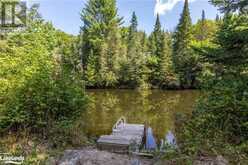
82,89,200,146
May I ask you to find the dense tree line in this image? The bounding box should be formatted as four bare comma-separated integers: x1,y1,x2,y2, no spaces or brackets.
79,0,218,89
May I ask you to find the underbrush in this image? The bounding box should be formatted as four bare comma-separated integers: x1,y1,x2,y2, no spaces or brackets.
0,124,90,165
165,109,248,165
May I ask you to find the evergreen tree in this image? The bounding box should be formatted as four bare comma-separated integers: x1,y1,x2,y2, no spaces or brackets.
201,10,206,21
154,14,164,59
148,14,164,86
147,15,176,88
148,14,163,58
157,32,177,88
199,10,207,41
127,12,138,56
172,0,198,88
126,12,138,63
129,12,138,34
120,12,148,88
80,0,122,87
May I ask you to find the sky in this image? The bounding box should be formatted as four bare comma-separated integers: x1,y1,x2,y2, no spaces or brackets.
28,0,219,35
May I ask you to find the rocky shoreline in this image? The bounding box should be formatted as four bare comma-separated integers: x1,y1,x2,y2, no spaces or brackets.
53,147,228,165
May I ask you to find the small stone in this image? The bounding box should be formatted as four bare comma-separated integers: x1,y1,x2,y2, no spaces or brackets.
215,156,228,165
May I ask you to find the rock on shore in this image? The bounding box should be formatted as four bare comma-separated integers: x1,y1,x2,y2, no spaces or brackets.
57,148,152,165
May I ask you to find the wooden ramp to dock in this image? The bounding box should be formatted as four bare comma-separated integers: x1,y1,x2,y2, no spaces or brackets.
97,117,145,153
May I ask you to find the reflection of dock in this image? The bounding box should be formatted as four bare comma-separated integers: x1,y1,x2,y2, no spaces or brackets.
97,117,144,153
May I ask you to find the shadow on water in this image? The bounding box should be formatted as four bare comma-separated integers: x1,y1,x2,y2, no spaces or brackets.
81,89,200,144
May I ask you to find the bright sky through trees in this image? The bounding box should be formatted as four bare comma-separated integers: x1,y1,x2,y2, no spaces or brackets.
28,0,218,35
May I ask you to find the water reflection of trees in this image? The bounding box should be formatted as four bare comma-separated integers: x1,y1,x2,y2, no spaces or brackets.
82,89,199,141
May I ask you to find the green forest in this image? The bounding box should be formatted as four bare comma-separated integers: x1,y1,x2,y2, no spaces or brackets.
0,0,248,164
80,0,218,89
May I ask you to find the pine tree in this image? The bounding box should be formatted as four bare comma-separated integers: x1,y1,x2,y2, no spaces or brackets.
127,12,138,57
80,0,122,87
148,14,163,58
199,10,207,41
154,14,164,59
173,0,192,51
122,12,148,88
172,0,197,88
148,14,164,86
129,12,138,33
147,15,176,87
201,10,206,21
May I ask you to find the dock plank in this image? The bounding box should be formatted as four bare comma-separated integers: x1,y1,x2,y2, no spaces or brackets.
97,119,145,153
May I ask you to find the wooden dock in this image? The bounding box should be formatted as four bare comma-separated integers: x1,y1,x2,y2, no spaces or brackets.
97,117,145,153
